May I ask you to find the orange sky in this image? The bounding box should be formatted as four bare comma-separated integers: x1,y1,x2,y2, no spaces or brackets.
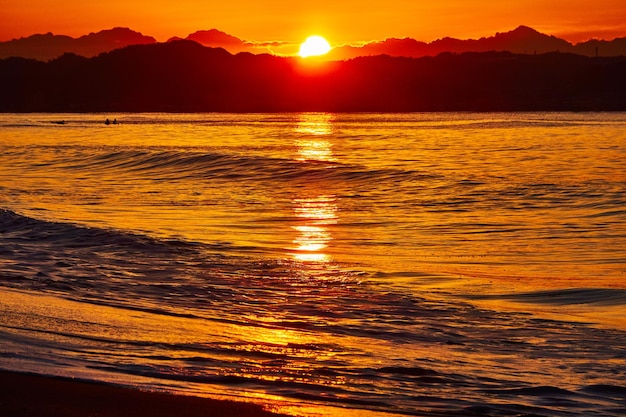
2,0,626,44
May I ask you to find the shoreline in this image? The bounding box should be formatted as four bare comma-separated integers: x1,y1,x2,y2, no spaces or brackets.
0,370,292,417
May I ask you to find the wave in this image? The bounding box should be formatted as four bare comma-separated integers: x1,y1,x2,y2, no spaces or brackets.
468,288,626,306
0,208,197,253
3,207,626,417
0,208,230,309
0,208,364,326
33,146,438,186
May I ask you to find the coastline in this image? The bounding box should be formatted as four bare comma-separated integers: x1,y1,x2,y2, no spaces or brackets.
0,370,291,417
2,43,625,112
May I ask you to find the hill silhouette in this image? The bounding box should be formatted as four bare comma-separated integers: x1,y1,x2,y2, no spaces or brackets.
168,29,250,53
2,26,626,62
1,40,625,112
329,26,626,59
0,28,156,61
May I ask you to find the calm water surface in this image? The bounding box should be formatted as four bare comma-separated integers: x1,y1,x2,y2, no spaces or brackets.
1,113,625,416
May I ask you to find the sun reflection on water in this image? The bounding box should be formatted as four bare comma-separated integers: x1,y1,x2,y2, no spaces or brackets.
292,196,338,262
294,140,334,162
295,113,335,162
295,112,334,136
291,113,338,263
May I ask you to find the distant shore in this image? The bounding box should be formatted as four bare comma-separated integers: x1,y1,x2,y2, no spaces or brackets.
0,370,291,417
2,41,625,112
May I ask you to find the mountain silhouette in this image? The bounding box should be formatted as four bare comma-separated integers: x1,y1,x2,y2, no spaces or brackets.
2,26,625,62
0,28,156,61
169,29,250,53
2,40,625,112
328,26,625,59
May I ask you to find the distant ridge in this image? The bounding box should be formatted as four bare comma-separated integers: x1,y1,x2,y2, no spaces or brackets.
1,26,626,61
329,26,626,59
0,28,156,61
169,29,249,53
2,40,625,112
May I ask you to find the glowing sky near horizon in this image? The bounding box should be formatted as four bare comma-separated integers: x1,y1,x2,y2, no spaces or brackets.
1,0,625,43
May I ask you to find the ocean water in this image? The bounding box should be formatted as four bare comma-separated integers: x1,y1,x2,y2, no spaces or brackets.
1,112,625,416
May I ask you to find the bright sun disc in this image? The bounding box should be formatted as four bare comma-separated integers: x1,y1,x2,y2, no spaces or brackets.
299,36,331,58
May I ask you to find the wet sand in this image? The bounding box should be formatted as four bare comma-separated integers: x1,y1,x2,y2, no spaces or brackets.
0,370,290,417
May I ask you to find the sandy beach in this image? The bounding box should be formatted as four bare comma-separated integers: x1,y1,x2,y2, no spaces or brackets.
0,370,290,417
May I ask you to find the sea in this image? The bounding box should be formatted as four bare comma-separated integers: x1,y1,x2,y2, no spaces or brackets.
1,112,625,416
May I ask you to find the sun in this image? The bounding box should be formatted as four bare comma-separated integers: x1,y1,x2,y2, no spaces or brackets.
299,35,332,58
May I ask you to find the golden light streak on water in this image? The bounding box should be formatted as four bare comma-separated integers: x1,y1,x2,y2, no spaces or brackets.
295,113,334,137
291,113,338,262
